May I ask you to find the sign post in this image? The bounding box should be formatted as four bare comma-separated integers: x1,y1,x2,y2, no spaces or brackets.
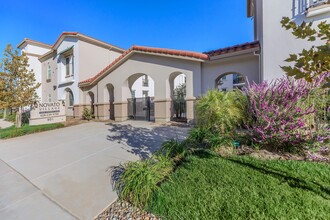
29,101,66,125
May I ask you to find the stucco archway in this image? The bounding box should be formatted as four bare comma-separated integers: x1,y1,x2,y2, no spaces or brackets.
215,72,246,91
169,72,187,121
64,88,74,117
123,73,156,121
86,91,95,116
104,83,115,120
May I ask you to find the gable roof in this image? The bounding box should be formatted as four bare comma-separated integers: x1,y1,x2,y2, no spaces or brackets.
17,32,125,53
17,38,52,49
79,45,209,87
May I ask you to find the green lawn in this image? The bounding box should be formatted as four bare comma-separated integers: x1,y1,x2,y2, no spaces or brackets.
148,152,330,220
0,123,65,139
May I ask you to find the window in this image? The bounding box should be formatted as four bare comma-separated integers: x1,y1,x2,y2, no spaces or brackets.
222,88,227,92
142,90,149,97
142,75,149,87
131,90,136,98
47,65,51,80
65,57,70,77
48,94,52,102
222,75,227,80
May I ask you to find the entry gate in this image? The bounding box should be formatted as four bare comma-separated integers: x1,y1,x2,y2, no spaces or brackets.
128,97,154,121
172,95,187,122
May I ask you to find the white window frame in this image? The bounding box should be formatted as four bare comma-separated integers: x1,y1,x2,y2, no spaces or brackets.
65,56,71,77
47,65,51,80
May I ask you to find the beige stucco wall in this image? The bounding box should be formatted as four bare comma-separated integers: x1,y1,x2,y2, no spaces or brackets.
80,51,260,122
201,53,259,95
41,54,58,102
94,53,202,103
81,53,203,121
78,39,122,91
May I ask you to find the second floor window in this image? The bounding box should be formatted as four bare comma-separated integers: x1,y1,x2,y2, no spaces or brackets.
65,57,70,77
47,65,51,80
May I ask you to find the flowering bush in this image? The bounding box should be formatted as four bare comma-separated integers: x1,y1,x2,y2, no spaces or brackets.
244,75,329,151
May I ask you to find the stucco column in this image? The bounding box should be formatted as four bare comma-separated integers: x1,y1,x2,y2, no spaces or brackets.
94,103,110,120
154,98,171,123
114,101,128,122
185,97,197,124
73,104,85,119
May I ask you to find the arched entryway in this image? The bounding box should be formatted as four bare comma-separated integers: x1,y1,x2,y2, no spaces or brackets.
64,88,74,117
86,91,95,117
215,72,246,91
104,83,115,120
169,72,187,121
125,73,155,121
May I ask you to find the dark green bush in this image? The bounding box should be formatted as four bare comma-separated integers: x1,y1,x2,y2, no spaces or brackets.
111,155,174,208
82,107,93,121
158,139,190,161
187,127,234,150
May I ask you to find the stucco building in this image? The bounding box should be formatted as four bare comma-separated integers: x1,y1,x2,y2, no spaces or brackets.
18,0,330,123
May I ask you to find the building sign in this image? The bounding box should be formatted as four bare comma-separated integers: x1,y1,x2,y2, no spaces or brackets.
30,101,66,125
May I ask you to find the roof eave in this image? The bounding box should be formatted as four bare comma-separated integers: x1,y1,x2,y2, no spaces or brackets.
208,47,259,61
79,49,208,88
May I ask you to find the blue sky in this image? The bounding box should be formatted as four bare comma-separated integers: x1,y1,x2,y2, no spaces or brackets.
0,0,253,53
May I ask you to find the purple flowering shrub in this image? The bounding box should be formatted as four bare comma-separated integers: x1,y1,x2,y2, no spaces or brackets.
244,76,318,150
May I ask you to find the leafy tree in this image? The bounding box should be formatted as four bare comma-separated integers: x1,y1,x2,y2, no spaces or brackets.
0,44,40,127
173,83,186,98
281,17,330,87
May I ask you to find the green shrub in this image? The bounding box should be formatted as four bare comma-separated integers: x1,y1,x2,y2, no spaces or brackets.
111,155,174,208
82,107,93,121
159,139,190,161
5,112,16,122
0,123,64,139
187,127,234,150
196,90,247,134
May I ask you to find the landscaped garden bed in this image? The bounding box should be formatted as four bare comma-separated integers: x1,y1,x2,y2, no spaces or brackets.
0,123,65,139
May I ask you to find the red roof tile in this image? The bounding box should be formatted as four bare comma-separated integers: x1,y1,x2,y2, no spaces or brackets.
79,45,209,86
204,41,259,57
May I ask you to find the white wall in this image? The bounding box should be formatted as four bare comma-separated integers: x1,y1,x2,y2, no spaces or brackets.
21,44,51,101
255,0,330,81
56,37,79,106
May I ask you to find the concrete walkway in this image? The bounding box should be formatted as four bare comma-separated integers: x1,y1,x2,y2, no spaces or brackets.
0,119,13,129
0,121,189,220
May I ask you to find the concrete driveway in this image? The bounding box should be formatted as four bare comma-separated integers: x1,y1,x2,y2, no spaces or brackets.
0,121,189,220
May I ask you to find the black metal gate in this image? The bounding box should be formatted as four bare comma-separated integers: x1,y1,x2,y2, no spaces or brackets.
128,97,154,121
172,95,187,122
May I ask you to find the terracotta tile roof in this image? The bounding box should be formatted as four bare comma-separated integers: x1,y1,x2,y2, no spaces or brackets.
204,41,259,57
79,45,209,86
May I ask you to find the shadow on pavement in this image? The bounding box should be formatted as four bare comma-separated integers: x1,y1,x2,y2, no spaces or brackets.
106,123,190,159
